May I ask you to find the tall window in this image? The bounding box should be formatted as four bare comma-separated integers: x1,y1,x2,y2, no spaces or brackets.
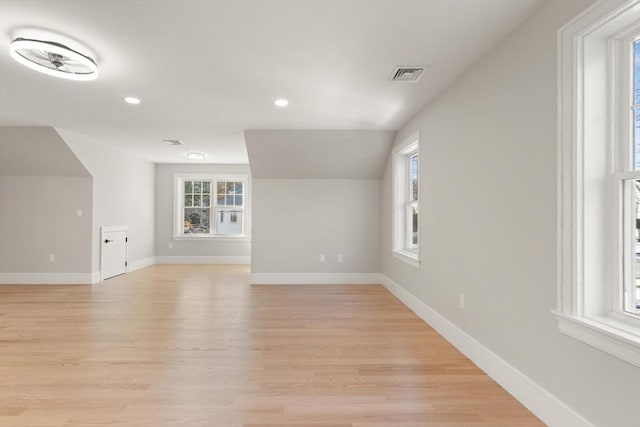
392,132,419,266
175,174,249,238
620,37,640,317
557,0,640,367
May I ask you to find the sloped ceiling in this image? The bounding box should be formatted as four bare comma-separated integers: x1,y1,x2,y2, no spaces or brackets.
245,130,395,179
0,127,90,176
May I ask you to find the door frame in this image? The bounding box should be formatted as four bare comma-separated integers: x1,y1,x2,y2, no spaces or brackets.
100,225,128,282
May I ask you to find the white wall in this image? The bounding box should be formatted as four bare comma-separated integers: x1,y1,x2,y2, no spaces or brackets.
154,163,251,262
381,1,639,426
0,176,92,275
60,130,155,274
252,179,380,275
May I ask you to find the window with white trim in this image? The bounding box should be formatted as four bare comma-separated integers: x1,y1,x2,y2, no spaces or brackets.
175,174,249,239
557,0,640,367
392,132,420,266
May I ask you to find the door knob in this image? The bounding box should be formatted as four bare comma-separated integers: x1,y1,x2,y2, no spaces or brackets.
104,239,113,243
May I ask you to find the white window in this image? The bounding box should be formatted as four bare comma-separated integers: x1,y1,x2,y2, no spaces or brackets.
392,132,420,267
174,174,250,239
557,0,640,367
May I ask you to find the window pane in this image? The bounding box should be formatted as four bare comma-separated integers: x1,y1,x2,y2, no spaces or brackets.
184,208,210,234
626,180,640,315
235,195,243,206
194,181,202,193
203,181,211,194
410,154,418,201
226,182,234,192
411,204,418,248
217,182,225,194
217,194,225,206
184,194,193,207
194,194,201,206
185,181,193,193
216,209,242,235
202,195,210,207
234,182,243,195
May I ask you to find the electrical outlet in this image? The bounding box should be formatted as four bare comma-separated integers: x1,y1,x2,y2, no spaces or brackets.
320,254,325,263
338,254,344,262
168,242,173,249
49,254,55,262
76,209,82,217
459,293,465,309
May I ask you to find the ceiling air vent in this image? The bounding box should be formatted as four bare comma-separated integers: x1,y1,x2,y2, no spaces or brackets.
162,139,184,146
391,67,424,82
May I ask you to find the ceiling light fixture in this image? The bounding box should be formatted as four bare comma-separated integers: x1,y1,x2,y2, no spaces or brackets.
274,99,289,107
186,152,206,160
124,96,141,105
9,37,98,81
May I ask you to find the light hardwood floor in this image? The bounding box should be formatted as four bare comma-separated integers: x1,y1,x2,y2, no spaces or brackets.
0,265,543,426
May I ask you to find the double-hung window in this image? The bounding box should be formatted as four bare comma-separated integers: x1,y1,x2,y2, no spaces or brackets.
392,132,420,266
557,0,640,367
175,174,249,239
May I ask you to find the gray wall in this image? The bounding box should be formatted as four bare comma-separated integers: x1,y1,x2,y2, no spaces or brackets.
155,163,251,259
60,129,155,272
381,1,640,426
0,176,92,273
252,179,380,274
0,127,92,275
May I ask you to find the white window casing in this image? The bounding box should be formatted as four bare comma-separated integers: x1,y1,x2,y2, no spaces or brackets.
174,173,250,241
557,0,640,367
392,131,420,267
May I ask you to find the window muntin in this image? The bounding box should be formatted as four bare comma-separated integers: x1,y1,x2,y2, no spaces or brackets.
175,175,248,239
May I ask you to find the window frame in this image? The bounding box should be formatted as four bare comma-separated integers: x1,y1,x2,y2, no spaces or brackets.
174,173,250,240
392,132,420,267
557,0,640,367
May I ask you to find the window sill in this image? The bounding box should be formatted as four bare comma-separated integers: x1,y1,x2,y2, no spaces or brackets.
553,311,640,367
173,235,250,242
391,249,420,268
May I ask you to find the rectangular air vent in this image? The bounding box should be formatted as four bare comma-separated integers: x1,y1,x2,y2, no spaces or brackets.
163,139,184,146
391,67,424,82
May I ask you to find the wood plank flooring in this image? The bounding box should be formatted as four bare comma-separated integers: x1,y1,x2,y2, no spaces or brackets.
0,265,544,426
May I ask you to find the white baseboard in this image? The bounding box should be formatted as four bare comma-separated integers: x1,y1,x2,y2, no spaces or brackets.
0,272,93,285
129,256,156,272
251,272,382,285
155,255,250,265
380,274,594,427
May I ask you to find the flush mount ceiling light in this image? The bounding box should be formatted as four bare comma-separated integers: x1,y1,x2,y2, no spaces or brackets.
274,98,289,107
124,96,141,105
186,152,206,160
9,37,98,81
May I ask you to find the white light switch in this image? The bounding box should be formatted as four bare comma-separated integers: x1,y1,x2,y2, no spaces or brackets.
76,209,82,217
49,254,55,262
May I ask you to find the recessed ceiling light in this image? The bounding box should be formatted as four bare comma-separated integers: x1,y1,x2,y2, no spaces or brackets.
124,96,141,105
9,37,99,81
186,152,206,160
274,99,289,107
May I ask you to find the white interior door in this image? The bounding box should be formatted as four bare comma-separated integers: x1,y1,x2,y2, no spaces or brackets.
101,226,128,281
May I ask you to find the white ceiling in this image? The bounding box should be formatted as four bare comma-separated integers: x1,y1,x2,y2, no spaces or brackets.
0,0,545,164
